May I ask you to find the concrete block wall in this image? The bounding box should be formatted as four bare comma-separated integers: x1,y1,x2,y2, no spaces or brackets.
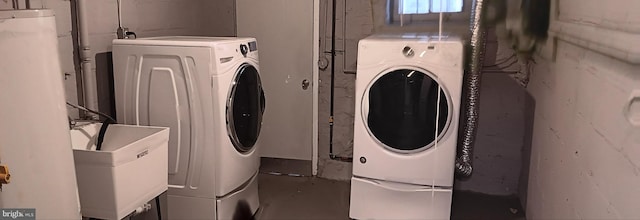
83,0,215,116
453,72,530,196
1,1,81,117
4,0,534,197
316,0,370,180
86,0,236,116
201,0,236,37
453,28,532,196
316,0,529,198
5,0,235,117
525,0,640,218
316,0,476,180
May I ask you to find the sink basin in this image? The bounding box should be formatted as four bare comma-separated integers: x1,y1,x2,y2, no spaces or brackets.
70,123,169,220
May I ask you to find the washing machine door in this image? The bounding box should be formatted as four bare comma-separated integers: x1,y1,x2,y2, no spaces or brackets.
366,68,450,153
227,63,266,153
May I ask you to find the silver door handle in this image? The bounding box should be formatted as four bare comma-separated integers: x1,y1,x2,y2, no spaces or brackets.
302,79,310,90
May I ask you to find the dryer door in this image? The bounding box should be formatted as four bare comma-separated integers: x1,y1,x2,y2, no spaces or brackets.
365,68,451,153
227,63,265,153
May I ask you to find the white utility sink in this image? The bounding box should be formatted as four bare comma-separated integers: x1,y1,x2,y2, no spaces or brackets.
70,123,169,220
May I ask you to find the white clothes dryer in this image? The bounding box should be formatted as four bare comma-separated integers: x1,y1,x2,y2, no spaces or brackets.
113,36,264,219
350,33,464,220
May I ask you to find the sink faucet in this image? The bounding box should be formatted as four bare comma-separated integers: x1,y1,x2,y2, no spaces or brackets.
68,116,77,129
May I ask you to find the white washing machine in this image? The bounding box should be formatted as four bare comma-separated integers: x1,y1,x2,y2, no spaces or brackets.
113,36,264,219
350,33,464,220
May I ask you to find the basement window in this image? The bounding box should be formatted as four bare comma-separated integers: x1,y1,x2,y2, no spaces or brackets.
388,0,466,25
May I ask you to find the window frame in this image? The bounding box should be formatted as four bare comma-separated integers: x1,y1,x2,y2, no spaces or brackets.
386,0,470,25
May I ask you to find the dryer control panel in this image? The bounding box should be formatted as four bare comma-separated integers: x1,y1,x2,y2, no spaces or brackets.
240,41,258,57
248,41,258,51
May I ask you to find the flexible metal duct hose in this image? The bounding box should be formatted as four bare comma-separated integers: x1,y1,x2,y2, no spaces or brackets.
455,0,487,177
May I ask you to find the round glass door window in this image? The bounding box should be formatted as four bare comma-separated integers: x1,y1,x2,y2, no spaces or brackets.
227,64,265,153
365,68,450,152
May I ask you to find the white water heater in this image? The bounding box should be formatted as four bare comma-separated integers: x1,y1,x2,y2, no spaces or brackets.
0,9,82,219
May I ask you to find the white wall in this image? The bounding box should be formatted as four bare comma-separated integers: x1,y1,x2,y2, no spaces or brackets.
525,0,640,218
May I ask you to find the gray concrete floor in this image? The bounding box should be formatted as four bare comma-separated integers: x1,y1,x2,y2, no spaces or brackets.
257,173,351,219
257,173,525,220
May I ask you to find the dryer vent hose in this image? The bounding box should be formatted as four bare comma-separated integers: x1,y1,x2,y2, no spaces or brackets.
455,0,487,178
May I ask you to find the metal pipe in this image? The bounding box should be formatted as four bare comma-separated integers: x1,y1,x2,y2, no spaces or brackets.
329,0,336,159
76,0,99,119
116,0,130,39
25,0,30,9
12,0,19,9
327,0,352,162
455,0,487,177
117,0,122,28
